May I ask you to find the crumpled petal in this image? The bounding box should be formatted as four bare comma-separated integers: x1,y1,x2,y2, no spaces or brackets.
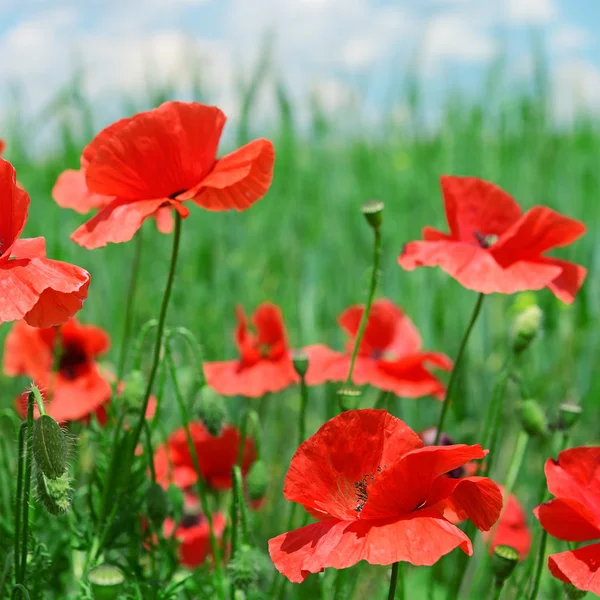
548,542,600,595
52,168,112,213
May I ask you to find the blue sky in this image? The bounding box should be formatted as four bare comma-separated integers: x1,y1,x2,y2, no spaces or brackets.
0,0,599,128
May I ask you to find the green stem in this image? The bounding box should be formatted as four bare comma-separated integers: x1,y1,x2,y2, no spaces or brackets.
298,374,309,448
434,293,485,445
130,212,182,453
491,582,503,600
237,408,249,467
13,423,26,586
30,387,45,417
232,466,249,546
528,530,547,600
117,228,143,382
388,562,404,600
503,430,529,502
344,226,382,387
165,347,225,600
18,394,34,586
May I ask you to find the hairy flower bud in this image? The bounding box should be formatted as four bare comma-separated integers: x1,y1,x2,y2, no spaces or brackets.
32,414,68,479
87,564,125,600
228,545,268,591
361,199,384,230
146,482,170,524
490,545,519,585
291,350,309,378
511,305,543,354
246,460,268,503
36,470,72,515
519,399,548,438
196,387,228,437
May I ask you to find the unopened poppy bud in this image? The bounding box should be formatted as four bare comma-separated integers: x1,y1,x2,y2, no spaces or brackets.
228,544,267,590
563,582,588,599
337,385,362,411
557,403,583,432
490,545,519,585
291,350,309,378
511,305,543,354
519,399,548,438
146,482,170,524
32,414,68,480
36,471,71,515
246,460,268,503
361,199,384,230
196,388,228,437
121,370,145,406
233,591,246,600
87,564,125,600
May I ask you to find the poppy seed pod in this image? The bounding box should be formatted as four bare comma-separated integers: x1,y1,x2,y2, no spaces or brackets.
337,385,362,411
228,544,267,591
36,470,72,515
291,350,309,378
87,564,125,600
490,545,519,585
246,460,268,503
519,399,549,438
511,305,543,355
563,582,588,599
196,388,228,437
557,403,583,432
361,199,384,230
146,482,170,524
32,414,68,479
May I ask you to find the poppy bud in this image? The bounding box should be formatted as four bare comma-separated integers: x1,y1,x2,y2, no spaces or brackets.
519,399,548,438
557,402,582,432
36,470,71,515
196,387,228,437
146,482,170,524
511,305,543,355
563,582,588,599
228,544,268,591
87,564,125,600
121,370,145,406
337,385,362,412
32,414,68,480
291,350,309,378
246,460,268,504
490,545,519,586
361,199,384,230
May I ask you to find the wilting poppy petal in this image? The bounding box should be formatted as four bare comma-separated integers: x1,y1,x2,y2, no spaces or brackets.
269,510,472,583
11,237,46,259
86,102,225,200
284,410,423,521
52,169,112,213
535,498,600,542
0,159,29,260
187,138,275,211
548,543,600,595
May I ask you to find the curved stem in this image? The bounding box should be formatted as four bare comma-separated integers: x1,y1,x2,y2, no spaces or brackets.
491,582,503,600
433,293,485,445
117,228,144,382
13,423,26,585
18,394,34,586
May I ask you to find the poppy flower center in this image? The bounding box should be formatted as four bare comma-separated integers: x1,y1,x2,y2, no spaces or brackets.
473,231,499,249
354,465,385,514
168,190,186,200
58,344,88,380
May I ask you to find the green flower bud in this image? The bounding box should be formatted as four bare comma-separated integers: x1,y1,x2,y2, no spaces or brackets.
233,591,246,600
36,471,71,516
291,350,309,378
87,564,125,600
32,414,68,479
511,305,543,354
490,545,519,584
337,385,362,412
361,200,384,230
121,370,145,406
519,399,549,438
196,387,228,437
228,545,267,590
146,482,169,524
557,403,583,432
246,460,268,503
563,582,588,599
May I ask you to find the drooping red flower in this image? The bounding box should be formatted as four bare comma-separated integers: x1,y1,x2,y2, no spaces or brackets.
0,159,90,327
398,176,587,304
268,409,502,582
534,446,600,595
304,299,452,399
486,488,531,560
69,101,275,249
203,303,299,397
154,421,256,491
4,318,111,422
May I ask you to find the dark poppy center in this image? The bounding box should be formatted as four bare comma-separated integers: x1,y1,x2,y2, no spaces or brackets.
370,348,384,360
58,344,88,380
354,465,385,514
169,189,186,200
180,513,205,529
473,231,499,249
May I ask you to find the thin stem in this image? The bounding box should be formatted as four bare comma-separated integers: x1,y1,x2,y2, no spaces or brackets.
491,583,503,600
232,466,249,546
388,562,404,600
165,347,225,600
30,387,45,417
503,430,529,502
117,228,144,382
237,408,249,467
13,423,26,585
528,530,547,600
18,395,34,586
434,293,485,445
298,374,309,448
344,227,382,386
130,212,182,453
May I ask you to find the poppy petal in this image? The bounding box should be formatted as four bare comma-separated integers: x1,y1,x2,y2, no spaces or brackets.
423,226,451,241
303,345,355,386
0,158,30,260
71,197,183,250
154,207,175,234
0,258,90,328
269,511,472,583
86,102,226,200
540,258,587,305
80,324,111,356
548,543,600,595
3,319,52,382
283,410,423,520
536,498,600,542
187,138,275,211
81,116,135,166
11,237,46,259
439,176,522,243
52,169,112,213
253,302,289,360
486,492,532,559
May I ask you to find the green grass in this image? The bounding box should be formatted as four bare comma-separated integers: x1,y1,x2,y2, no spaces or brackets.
1,56,599,598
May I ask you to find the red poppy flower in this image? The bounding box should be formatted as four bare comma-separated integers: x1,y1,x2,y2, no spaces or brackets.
486,487,531,559
0,138,5,155
69,101,275,249
304,299,452,399
204,303,299,397
268,409,502,582
5,317,111,422
0,159,90,327
154,421,256,491
398,176,587,304
534,446,600,595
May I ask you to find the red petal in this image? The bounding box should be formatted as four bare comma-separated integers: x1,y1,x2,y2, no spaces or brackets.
11,237,46,259
188,138,275,211
253,302,289,360
269,511,472,582
399,240,562,295
71,197,184,249
172,512,226,568
548,543,600,595
154,207,174,234
486,492,532,559
79,323,111,356
203,358,299,397
52,169,112,213
303,345,353,386
536,498,600,542
0,158,30,260
283,409,423,520
423,226,450,241
3,320,52,383
0,257,90,328
439,176,522,242
86,102,225,200
540,257,587,304
81,115,135,166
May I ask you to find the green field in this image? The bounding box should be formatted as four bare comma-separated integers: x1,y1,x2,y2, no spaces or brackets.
1,58,598,598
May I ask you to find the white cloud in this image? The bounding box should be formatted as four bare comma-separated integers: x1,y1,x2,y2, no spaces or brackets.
550,24,589,54
553,60,600,120
506,0,557,24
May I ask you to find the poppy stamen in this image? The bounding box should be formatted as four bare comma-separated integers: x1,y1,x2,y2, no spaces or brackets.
169,190,186,200
473,231,499,249
58,344,88,380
